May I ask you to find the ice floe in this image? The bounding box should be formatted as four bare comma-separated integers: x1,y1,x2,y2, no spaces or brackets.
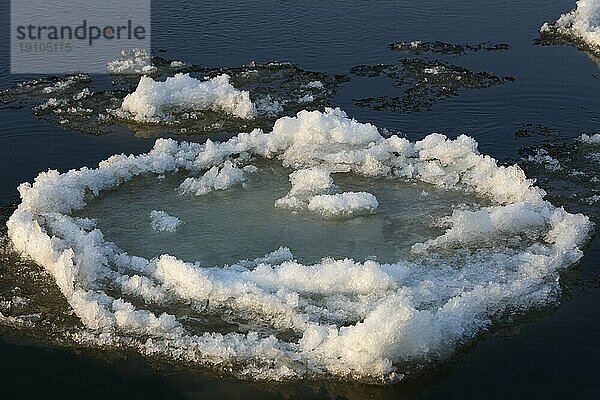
540,0,600,55
6,108,593,382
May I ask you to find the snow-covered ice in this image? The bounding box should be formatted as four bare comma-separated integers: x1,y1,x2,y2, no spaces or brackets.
119,73,256,122
307,192,379,217
6,108,592,382
179,160,246,196
540,1,600,54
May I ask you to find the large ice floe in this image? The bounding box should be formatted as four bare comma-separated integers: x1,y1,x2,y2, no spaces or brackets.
540,0,600,55
6,108,593,382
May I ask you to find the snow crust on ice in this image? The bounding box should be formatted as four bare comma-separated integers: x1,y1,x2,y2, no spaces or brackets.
119,73,256,122
149,210,182,233
6,108,592,382
541,0,600,53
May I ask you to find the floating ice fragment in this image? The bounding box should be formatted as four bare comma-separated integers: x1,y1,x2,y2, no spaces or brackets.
149,210,182,233
586,194,600,204
275,167,334,211
424,66,443,75
307,192,379,217
42,77,79,94
242,165,258,173
179,160,245,196
540,0,600,55
107,49,157,75
527,148,563,171
579,132,600,144
306,81,324,89
299,94,314,103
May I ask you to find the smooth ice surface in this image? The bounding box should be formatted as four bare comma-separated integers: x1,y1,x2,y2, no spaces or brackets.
119,73,256,122
541,0,600,53
6,108,592,382
78,163,467,266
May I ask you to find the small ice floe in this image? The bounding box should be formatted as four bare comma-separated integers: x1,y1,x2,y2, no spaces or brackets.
149,210,182,233
424,66,444,75
179,160,245,196
307,192,379,217
540,0,600,55
306,80,324,89
274,166,378,217
579,132,600,144
298,94,314,103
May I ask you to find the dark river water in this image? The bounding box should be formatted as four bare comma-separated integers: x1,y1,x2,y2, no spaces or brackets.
1,0,599,399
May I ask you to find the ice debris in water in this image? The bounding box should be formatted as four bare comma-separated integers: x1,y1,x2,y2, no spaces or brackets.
179,160,245,196
527,148,563,171
299,94,314,103
42,76,80,94
540,0,600,55
424,66,444,75
119,73,256,122
586,194,600,204
0,58,344,135
579,132,600,144
149,210,182,233
519,134,600,228
306,80,324,89
388,40,510,55
307,192,379,217
351,59,511,113
6,108,593,382
107,49,157,75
